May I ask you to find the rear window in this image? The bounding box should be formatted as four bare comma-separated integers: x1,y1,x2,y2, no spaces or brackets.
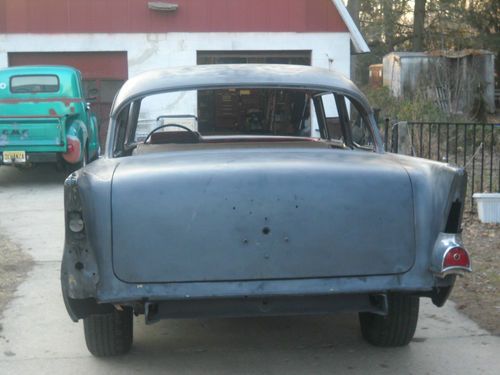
10,75,60,93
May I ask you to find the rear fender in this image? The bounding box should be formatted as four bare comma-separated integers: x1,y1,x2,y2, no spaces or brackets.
389,154,468,251
62,120,88,164
88,114,100,158
67,119,88,146
61,172,99,301
61,161,120,320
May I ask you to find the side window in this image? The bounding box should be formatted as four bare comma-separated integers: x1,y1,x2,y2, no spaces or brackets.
113,106,129,156
320,93,343,141
344,97,374,150
124,101,140,146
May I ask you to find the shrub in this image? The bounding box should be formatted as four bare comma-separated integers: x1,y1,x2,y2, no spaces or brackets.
363,86,470,124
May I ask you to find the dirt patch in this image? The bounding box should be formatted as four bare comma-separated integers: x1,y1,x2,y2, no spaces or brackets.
0,231,34,320
451,213,500,335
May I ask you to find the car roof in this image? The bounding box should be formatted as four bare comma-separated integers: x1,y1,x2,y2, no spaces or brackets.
111,64,371,116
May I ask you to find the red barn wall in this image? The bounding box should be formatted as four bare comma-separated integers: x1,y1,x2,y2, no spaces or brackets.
0,0,347,34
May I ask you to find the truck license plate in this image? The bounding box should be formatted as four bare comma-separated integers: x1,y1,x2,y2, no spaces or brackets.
2,150,26,163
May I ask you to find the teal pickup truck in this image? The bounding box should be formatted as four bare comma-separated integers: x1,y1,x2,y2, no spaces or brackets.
0,66,99,169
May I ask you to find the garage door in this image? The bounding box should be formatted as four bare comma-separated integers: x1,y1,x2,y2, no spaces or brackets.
8,52,128,146
197,51,311,132
197,50,311,65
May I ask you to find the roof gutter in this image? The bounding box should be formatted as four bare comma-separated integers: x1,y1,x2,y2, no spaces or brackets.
331,0,370,54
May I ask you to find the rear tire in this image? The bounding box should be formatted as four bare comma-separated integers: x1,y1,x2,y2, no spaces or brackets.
83,308,133,357
55,157,66,172
359,294,419,347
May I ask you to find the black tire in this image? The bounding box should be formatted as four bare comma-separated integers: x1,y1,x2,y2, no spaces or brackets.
54,157,66,172
359,294,419,347
83,308,133,357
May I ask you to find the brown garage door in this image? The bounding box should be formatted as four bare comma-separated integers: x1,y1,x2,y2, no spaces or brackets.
197,51,311,132
8,52,128,146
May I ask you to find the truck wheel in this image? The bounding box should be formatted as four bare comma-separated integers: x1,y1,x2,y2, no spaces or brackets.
83,308,133,357
359,294,419,347
55,157,66,172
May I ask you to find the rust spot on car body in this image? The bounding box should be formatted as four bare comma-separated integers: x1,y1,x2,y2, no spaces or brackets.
0,115,61,119
0,98,84,106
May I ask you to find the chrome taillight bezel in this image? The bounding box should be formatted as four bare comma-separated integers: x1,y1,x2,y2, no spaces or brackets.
430,233,472,278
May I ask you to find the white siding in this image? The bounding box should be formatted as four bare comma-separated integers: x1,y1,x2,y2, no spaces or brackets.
0,32,351,135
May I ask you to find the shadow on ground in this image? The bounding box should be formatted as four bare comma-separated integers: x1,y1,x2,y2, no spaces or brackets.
94,314,416,374
0,164,68,187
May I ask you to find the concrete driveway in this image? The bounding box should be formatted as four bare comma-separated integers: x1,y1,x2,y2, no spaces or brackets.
0,165,499,375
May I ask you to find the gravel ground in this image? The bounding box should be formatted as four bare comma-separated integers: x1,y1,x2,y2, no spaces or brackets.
0,232,33,321
451,213,500,335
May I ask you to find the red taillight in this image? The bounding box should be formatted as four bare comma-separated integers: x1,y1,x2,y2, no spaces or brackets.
62,136,81,164
443,247,470,269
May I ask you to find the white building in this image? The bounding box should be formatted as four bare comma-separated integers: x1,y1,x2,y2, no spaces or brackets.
0,0,368,140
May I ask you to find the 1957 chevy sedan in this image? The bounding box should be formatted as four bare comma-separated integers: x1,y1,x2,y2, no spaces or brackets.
60,64,471,357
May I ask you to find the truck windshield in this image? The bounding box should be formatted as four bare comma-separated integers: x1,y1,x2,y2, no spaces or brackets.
10,75,60,94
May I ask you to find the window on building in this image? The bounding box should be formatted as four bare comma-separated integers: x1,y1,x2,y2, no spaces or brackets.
197,51,311,66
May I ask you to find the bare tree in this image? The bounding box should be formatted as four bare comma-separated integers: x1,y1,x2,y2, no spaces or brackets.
382,0,396,51
412,0,426,51
347,0,361,26
347,0,362,82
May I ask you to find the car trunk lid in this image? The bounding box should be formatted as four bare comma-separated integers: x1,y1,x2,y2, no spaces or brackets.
111,147,415,283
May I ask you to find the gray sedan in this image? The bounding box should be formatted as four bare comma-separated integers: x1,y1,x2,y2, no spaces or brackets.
60,64,471,356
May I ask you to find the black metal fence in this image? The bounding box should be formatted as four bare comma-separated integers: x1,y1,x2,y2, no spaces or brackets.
380,120,500,209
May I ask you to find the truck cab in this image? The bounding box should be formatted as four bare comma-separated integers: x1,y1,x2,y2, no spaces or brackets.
0,66,99,169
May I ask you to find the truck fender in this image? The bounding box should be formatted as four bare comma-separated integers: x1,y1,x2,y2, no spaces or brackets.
62,120,88,164
89,114,100,158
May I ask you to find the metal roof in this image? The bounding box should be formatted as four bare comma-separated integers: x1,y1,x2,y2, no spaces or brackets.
385,49,495,60
111,64,370,116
